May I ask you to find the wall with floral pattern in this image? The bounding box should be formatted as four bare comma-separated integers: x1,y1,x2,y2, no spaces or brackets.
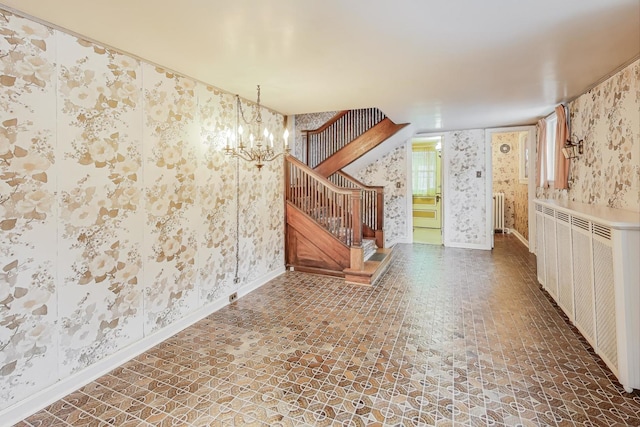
443,130,489,248
491,131,528,240
537,59,639,212
354,146,408,246
0,9,284,411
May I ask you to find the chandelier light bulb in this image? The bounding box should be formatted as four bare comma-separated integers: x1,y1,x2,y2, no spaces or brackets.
225,85,291,169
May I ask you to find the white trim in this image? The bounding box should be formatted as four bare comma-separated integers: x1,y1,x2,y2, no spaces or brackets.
388,237,412,247
407,132,445,246
511,229,529,248
0,267,285,427
485,129,494,250
445,241,491,250
405,141,414,243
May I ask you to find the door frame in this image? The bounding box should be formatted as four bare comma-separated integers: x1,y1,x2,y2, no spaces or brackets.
484,125,536,252
406,133,445,244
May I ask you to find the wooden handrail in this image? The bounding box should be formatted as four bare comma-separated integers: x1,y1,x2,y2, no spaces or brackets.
286,155,362,247
287,155,353,195
329,171,384,234
303,111,349,135
334,170,384,192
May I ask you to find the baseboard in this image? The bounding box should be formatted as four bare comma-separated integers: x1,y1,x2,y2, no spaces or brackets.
387,236,411,247
0,267,285,427
510,229,529,249
444,241,491,250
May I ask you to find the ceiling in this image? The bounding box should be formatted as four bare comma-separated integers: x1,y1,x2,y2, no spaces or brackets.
1,0,639,132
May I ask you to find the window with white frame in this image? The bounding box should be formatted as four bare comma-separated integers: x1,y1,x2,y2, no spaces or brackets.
544,113,557,185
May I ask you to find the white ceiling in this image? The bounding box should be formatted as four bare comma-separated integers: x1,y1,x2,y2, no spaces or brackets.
1,0,639,132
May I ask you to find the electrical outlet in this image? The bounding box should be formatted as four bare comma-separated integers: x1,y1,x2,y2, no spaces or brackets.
229,292,238,303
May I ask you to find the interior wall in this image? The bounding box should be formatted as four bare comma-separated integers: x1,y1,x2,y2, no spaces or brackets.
537,59,639,212
442,130,490,248
0,9,285,412
491,132,529,239
354,146,408,246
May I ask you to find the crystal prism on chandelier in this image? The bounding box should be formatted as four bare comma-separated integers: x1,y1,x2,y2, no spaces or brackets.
224,85,290,169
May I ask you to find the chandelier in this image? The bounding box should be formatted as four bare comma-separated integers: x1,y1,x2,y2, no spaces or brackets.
224,85,289,169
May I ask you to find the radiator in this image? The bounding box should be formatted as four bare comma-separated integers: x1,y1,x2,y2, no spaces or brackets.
493,192,506,233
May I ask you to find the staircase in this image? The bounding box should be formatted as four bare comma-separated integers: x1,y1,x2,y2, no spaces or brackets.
285,108,407,285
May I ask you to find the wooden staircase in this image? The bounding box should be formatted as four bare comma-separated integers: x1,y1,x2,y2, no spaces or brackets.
285,108,407,285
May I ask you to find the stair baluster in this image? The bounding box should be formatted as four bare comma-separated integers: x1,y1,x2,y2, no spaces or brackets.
304,108,387,168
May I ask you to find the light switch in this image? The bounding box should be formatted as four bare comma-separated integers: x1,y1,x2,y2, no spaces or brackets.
476,171,482,178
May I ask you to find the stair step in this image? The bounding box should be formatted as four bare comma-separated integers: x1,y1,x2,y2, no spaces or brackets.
344,247,393,286
362,238,378,261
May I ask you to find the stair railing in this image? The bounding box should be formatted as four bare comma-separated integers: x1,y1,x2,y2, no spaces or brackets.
305,108,386,168
328,171,383,236
286,156,362,247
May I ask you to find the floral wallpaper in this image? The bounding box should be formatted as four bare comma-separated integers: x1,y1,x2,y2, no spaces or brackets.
491,131,529,239
443,130,488,247
0,8,284,411
0,11,58,407
537,59,639,212
292,110,338,161
354,146,408,246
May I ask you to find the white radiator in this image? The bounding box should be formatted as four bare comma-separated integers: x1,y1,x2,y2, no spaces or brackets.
493,192,507,233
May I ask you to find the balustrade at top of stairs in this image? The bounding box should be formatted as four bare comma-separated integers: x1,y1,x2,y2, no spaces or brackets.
304,108,386,168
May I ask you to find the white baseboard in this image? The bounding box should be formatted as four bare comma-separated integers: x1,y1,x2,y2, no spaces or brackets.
510,229,529,248
444,241,491,250
387,236,412,247
0,267,285,427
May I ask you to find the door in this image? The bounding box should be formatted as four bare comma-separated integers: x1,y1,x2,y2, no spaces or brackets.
412,141,442,244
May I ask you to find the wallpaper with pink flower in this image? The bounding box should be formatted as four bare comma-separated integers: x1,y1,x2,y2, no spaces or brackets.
0,8,284,411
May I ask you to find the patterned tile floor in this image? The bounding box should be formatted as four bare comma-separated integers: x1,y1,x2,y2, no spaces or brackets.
16,235,640,426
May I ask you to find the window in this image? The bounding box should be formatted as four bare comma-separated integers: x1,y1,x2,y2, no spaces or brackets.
412,147,437,196
544,113,557,185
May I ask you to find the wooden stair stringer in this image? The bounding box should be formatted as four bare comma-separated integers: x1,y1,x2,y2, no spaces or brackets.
313,118,409,178
286,202,350,276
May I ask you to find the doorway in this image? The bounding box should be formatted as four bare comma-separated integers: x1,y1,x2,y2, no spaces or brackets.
411,137,442,245
486,126,535,250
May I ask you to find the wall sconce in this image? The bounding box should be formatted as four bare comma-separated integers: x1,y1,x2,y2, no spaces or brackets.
562,139,583,159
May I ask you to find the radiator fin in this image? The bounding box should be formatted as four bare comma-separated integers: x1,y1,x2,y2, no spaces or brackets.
493,193,506,232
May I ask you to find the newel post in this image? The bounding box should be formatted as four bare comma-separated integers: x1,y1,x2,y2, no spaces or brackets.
375,187,384,248
349,189,364,271
375,188,384,231
350,189,362,248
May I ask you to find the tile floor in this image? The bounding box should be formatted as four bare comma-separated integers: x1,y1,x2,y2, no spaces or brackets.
16,235,640,426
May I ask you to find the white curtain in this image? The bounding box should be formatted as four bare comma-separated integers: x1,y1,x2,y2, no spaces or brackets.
412,149,437,196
